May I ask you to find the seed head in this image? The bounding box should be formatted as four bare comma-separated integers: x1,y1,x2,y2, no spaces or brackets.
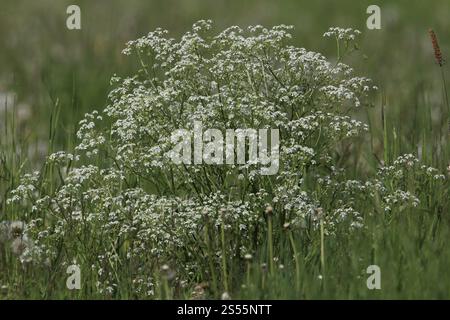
0,285,8,295
315,207,324,219
429,29,444,67
161,264,170,272
261,263,268,273
10,221,26,239
191,282,208,300
11,236,30,256
160,264,176,281
265,205,273,216
221,291,231,300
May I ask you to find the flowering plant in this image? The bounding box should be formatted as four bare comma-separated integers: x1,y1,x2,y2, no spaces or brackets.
3,21,446,298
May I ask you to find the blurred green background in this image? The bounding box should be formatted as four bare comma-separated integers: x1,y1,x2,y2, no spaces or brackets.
1,0,449,165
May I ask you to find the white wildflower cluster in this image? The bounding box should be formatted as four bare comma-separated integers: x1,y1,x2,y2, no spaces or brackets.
320,77,376,108
373,154,447,213
101,20,376,182
47,151,80,165
310,155,447,230
6,21,446,297
7,171,39,205
378,154,447,182
323,27,362,41
76,110,105,157
323,27,365,64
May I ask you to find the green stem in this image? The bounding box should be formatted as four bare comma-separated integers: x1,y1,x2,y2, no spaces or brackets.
382,95,389,164
320,219,325,277
335,37,341,64
288,231,300,292
440,67,449,112
204,223,218,295
162,277,171,300
267,215,274,274
220,223,229,292
246,262,251,288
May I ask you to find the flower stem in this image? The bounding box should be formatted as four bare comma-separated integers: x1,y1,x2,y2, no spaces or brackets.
204,223,218,295
320,218,325,277
220,223,229,292
288,230,300,292
267,215,274,274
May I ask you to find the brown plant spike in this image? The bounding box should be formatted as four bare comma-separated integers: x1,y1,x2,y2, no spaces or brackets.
429,29,444,67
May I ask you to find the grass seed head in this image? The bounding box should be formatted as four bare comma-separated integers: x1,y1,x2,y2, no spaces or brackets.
429,29,444,66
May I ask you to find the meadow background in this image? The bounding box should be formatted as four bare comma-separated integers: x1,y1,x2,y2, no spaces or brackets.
1,0,450,299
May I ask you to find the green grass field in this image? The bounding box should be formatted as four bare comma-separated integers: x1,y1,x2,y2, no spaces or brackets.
1,0,450,299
